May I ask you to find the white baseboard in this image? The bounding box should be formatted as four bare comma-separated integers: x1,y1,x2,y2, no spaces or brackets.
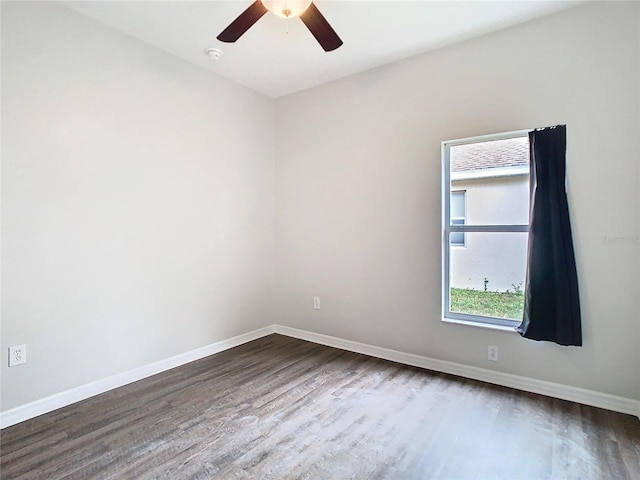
273,325,640,419
0,326,275,429
3,323,638,429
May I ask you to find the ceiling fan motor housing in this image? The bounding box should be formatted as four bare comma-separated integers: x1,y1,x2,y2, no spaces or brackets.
262,0,312,18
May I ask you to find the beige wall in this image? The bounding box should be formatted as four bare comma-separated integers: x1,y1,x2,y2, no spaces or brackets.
1,2,276,411
275,1,640,399
451,174,529,292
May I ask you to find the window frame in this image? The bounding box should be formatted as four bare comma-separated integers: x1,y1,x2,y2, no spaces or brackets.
441,130,530,328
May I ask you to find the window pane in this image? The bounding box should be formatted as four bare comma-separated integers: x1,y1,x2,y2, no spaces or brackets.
451,191,466,219
450,137,529,225
449,232,527,320
450,232,465,246
450,218,465,246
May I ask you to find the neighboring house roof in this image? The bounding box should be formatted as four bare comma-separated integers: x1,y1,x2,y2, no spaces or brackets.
451,136,529,172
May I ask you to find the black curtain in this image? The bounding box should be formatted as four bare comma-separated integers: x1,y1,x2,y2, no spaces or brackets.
517,125,582,346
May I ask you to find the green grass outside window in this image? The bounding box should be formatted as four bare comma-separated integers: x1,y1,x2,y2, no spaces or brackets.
450,288,524,320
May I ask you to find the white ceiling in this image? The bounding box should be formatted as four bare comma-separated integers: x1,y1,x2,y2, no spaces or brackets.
62,1,582,98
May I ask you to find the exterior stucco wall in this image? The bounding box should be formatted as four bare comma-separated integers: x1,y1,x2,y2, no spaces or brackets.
450,174,529,292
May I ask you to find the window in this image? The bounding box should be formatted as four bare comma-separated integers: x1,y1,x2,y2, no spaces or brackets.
442,131,530,328
450,191,466,246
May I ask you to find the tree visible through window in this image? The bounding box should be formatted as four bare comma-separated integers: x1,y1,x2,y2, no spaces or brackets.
442,132,530,327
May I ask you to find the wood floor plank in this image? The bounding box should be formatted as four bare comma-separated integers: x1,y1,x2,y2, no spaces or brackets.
2,334,639,479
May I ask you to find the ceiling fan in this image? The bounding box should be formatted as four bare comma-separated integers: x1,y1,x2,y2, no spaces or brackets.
217,0,343,52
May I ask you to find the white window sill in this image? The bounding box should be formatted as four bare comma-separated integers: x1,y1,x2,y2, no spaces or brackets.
442,317,520,333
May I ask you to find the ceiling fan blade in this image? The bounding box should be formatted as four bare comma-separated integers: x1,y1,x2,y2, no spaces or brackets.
217,0,268,43
299,2,343,52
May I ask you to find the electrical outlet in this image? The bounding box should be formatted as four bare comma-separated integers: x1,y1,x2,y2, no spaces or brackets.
488,345,498,362
313,297,321,310
9,345,27,367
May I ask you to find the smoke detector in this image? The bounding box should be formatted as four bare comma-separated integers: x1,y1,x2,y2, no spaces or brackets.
206,48,223,60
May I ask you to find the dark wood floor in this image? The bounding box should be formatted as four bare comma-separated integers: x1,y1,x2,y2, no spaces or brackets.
1,334,639,479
